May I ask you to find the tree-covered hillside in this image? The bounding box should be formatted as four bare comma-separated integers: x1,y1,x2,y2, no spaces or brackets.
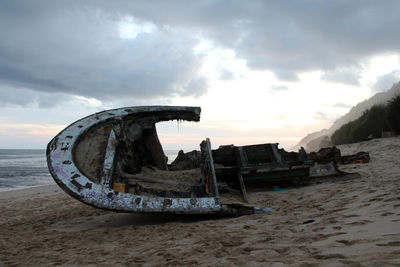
331,95,400,145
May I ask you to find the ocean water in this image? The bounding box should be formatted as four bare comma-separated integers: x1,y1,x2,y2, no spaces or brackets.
0,149,52,192
0,149,180,192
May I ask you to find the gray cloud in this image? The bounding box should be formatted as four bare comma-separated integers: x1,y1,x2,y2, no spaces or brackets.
322,68,361,85
219,69,235,81
0,87,75,108
109,1,400,80
372,71,400,92
1,0,400,107
0,1,207,106
273,71,299,82
181,77,208,97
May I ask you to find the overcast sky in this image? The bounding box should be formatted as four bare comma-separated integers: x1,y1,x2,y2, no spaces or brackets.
1,1,400,150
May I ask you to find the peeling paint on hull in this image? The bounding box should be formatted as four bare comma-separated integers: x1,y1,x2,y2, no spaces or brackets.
46,106,262,215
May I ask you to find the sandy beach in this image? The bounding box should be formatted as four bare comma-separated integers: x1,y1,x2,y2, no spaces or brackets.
1,137,400,266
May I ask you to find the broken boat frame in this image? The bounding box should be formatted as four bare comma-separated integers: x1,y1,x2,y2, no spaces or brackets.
47,106,358,216
47,106,269,215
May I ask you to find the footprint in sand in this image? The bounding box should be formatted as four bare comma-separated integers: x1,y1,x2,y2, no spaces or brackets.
331,207,347,213
345,220,372,226
343,214,360,218
313,253,347,260
376,241,400,247
241,246,258,253
339,259,366,265
369,197,383,202
323,232,347,238
376,193,390,198
312,232,347,241
274,247,291,255
381,212,395,216
220,240,244,247
312,227,325,232
384,197,397,202
243,225,256,230
215,248,230,258
336,239,359,246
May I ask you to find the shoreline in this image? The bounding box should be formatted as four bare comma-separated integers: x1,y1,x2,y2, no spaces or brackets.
0,184,59,200
0,183,55,194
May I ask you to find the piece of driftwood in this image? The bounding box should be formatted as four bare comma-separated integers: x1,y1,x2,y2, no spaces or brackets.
309,147,341,164
340,152,370,164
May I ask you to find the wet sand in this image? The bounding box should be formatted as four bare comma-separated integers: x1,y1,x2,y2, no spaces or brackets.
1,137,400,266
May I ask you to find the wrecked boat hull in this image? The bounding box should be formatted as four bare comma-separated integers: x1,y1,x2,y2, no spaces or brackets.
47,105,358,215
46,106,262,215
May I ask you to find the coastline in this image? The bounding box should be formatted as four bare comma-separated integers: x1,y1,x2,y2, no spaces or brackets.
0,184,59,201
1,137,400,265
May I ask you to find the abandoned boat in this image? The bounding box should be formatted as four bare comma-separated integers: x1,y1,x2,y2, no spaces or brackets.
47,106,359,215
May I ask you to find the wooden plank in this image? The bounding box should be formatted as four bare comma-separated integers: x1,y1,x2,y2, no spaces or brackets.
101,129,116,188
200,138,220,198
235,147,249,203
238,173,249,203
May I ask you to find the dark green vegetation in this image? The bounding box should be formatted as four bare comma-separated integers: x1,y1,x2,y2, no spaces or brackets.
332,95,400,145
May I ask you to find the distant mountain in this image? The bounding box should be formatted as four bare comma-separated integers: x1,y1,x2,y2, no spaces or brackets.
292,81,400,151
290,129,328,151
328,81,400,134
